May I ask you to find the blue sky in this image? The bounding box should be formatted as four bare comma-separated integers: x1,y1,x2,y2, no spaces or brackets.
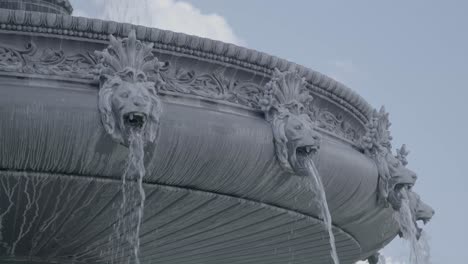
72,1,467,263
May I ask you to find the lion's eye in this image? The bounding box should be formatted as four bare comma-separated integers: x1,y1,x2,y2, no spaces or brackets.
120,92,129,98
143,95,150,101
295,125,303,130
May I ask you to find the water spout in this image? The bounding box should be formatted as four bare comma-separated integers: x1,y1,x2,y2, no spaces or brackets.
394,188,432,264
96,30,165,264
305,160,340,264
110,129,146,264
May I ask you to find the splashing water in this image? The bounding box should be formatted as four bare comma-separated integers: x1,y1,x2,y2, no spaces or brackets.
305,160,340,264
110,129,146,264
394,188,432,264
379,255,387,264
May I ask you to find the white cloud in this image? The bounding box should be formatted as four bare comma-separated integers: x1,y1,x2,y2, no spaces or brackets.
73,0,243,45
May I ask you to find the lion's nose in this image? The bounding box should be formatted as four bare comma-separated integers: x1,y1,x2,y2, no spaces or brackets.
311,132,320,140
133,97,146,107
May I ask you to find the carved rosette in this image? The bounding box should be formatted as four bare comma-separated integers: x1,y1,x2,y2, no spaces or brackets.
260,68,321,176
95,30,166,145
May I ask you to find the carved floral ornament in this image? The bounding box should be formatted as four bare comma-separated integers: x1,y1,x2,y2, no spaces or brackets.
0,32,359,144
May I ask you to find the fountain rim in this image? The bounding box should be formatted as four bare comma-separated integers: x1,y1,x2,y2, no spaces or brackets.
0,8,373,124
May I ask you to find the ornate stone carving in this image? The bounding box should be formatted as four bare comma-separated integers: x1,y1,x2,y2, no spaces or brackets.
396,144,409,166
397,190,434,240
308,106,359,143
408,191,434,225
160,68,263,109
0,37,365,145
0,42,97,79
361,107,417,208
260,68,321,176
95,30,165,145
406,190,434,239
0,9,373,124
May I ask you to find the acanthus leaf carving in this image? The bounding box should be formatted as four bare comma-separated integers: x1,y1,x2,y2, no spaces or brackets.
396,144,409,166
160,67,263,109
0,38,365,145
308,105,359,143
0,41,98,79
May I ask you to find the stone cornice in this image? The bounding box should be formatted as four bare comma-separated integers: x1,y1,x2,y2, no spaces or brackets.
0,8,373,124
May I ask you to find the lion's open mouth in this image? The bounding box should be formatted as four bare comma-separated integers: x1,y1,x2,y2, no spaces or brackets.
123,112,147,129
394,183,414,191
296,145,318,157
295,145,319,169
418,213,434,225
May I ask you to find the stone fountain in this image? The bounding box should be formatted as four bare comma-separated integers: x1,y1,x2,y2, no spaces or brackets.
0,1,434,263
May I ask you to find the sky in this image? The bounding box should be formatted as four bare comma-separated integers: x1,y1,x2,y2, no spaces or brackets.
70,0,468,263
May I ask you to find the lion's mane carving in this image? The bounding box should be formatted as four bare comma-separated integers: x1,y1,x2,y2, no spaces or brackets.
382,149,418,210
95,30,167,145
261,68,321,176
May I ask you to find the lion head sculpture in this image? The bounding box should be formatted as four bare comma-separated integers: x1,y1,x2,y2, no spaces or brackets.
95,30,167,145
362,108,417,208
408,191,434,225
384,150,418,210
261,69,321,176
398,190,434,240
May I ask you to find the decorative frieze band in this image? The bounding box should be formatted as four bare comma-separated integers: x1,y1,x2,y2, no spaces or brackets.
0,8,372,124
0,37,362,145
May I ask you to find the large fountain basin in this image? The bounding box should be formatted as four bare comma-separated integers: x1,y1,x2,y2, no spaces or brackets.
0,10,399,264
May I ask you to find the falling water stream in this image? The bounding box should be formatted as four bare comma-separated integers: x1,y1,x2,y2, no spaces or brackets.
395,188,431,264
111,129,146,264
305,160,340,264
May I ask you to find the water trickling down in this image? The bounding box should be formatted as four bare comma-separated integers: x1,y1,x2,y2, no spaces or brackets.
394,188,431,264
305,160,340,264
110,129,146,264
